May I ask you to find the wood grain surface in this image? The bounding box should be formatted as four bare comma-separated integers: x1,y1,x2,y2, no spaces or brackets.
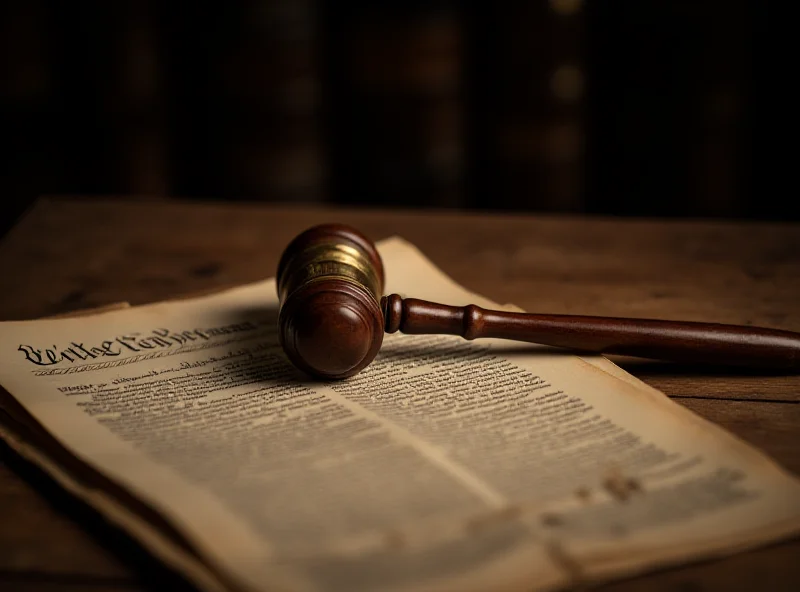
1,196,799,591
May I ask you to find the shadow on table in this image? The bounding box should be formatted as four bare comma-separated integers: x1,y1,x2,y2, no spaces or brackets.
611,357,800,378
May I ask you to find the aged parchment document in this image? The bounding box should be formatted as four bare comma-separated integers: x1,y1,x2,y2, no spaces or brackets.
1,237,800,592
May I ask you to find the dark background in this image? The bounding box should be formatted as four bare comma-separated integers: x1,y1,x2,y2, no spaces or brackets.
0,0,785,237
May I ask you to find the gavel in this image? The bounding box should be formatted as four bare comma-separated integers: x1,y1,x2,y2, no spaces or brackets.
276,223,800,380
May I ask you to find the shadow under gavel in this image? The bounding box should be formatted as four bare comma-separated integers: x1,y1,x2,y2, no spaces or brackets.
276,224,800,380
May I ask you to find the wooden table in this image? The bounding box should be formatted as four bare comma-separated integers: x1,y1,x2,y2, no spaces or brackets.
1,196,799,591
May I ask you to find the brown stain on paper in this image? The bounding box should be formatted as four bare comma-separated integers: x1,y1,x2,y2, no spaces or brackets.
465,505,523,535
384,530,406,550
602,469,643,502
540,513,563,527
574,486,592,503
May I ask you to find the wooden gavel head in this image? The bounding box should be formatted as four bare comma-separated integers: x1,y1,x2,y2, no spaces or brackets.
277,224,386,380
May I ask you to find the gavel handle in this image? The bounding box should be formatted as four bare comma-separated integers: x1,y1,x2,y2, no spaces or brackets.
381,295,800,370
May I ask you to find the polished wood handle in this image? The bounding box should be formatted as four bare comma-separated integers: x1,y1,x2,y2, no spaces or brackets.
381,294,800,370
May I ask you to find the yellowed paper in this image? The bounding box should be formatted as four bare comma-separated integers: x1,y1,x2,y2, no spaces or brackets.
1,237,799,592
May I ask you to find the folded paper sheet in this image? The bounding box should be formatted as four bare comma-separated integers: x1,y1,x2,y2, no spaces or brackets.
1,237,799,592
